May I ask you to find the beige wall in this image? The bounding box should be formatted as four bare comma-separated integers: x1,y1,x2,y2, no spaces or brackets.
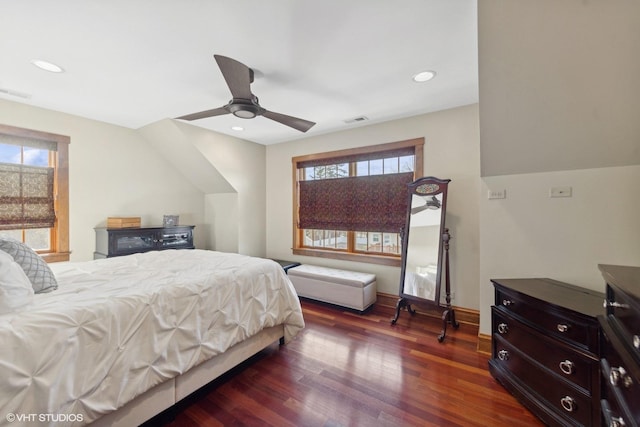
479,166,640,334
184,122,267,257
477,0,640,334
138,119,267,257
266,104,481,309
0,98,206,261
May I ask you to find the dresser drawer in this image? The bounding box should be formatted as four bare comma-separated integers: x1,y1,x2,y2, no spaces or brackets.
493,306,598,393
606,283,640,358
600,398,634,427
600,319,640,425
496,286,599,353
493,335,593,426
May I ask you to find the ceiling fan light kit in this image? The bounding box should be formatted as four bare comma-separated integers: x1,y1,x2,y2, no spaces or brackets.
176,55,315,133
227,98,262,119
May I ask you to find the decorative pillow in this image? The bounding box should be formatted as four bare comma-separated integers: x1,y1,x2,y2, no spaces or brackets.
0,249,35,313
0,238,58,293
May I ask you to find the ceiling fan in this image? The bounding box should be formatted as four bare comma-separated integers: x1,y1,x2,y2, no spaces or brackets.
411,195,441,215
176,55,316,133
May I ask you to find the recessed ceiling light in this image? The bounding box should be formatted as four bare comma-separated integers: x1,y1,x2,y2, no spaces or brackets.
31,59,64,73
412,70,436,83
231,126,244,131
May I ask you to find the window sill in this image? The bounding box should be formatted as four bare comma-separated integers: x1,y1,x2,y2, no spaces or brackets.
293,248,401,267
40,252,71,263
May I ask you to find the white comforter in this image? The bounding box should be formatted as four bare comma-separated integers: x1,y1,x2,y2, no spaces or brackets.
0,250,304,426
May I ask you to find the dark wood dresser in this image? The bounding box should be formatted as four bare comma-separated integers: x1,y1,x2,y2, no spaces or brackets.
598,264,640,427
94,225,195,259
489,278,605,426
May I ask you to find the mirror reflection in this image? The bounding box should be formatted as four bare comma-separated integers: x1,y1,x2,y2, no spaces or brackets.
391,177,458,342
402,193,444,300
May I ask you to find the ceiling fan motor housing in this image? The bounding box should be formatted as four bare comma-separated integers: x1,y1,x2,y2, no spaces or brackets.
228,97,263,119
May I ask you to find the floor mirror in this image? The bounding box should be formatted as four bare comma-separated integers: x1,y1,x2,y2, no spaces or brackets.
391,176,459,342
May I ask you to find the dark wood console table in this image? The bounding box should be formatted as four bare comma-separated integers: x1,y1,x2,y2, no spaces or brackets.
94,225,195,259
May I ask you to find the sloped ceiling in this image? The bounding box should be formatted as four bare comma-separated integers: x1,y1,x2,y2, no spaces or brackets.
478,0,640,176
137,119,236,194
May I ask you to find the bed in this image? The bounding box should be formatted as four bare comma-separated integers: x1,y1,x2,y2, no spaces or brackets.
0,248,305,427
402,264,437,300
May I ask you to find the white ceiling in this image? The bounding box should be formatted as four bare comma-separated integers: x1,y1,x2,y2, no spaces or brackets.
0,1,478,145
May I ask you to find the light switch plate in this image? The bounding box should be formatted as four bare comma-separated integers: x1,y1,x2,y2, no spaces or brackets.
488,189,506,199
550,186,572,198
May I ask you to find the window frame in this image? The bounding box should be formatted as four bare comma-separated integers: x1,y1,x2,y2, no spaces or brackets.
0,124,70,263
292,138,424,266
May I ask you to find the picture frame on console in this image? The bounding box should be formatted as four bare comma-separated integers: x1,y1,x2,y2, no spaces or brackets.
163,215,179,227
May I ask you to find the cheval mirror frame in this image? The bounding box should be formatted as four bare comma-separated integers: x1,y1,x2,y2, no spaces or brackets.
391,176,459,342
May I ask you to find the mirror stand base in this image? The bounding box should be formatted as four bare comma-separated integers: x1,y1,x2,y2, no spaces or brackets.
391,298,460,343
438,306,460,343
390,297,416,325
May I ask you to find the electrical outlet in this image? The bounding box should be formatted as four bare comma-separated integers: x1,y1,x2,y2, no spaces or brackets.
488,189,506,199
550,186,572,198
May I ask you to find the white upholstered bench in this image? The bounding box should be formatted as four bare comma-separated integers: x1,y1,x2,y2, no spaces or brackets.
287,264,377,311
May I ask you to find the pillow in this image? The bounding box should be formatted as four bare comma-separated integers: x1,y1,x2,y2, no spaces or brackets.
0,238,58,293
0,249,35,313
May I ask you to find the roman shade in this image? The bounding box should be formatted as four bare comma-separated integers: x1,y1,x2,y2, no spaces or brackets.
0,134,57,231
298,171,413,233
0,163,55,230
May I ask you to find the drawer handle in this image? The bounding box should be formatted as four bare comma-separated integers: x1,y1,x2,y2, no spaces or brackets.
497,350,509,361
556,324,569,333
502,299,514,307
602,398,627,427
610,417,627,427
634,335,639,350
497,323,508,334
560,396,576,412
609,366,634,388
603,299,630,309
559,360,574,375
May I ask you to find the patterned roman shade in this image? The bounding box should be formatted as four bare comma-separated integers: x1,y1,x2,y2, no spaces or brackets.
0,162,55,230
298,171,413,233
0,132,57,231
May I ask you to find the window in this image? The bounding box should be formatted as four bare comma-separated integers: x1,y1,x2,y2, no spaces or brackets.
0,124,70,262
293,138,424,266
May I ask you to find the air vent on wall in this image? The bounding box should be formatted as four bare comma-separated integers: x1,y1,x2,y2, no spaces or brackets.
0,87,32,99
344,116,369,124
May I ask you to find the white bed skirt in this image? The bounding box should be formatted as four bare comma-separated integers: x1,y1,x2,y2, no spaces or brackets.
91,325,285,427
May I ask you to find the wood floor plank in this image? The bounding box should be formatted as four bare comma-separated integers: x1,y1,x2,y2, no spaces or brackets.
154,300,543,427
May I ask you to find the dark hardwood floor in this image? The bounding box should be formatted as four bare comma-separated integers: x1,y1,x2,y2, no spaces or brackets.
158,299,543,427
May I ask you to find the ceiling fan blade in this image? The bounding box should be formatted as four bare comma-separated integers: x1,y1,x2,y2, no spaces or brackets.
262,110,316,132
175,106,229,121
214,55,253,100
411,205,429,215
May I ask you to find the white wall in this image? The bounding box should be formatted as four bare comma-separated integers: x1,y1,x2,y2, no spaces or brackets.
266,104,480,309
0,98,205,261
479,165,640,334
